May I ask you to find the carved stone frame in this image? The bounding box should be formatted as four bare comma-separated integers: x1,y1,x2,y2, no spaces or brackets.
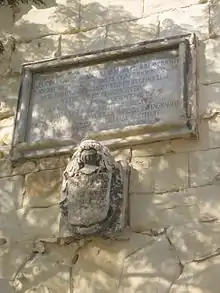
11,33,198,161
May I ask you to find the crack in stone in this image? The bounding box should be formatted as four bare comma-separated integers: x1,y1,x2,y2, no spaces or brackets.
192,247,220,263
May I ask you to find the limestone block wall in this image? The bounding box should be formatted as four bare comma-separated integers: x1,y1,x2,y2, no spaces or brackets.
1,0,220,292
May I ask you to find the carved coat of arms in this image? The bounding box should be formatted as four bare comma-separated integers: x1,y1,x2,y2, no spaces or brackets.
59,140,128,238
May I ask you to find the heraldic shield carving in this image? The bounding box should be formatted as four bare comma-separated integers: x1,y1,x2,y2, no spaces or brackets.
59,140,129,238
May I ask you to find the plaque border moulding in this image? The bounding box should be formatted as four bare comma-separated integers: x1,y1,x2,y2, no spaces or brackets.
11,33,198,161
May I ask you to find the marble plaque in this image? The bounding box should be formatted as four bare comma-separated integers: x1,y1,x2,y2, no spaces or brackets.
11,34,198,160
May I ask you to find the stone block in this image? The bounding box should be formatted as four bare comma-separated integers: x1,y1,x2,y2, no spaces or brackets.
0,279,14,293
199,38,220,84
12,160,39,176
132,141,171,157
0,176,23,214
118,236,180,293
11,36,59,73
80,0,143,29
130,153,188,193
61,27,106,56
111,148,131,162
130,189,199,231
199,83,220,115
189,148,220,187
0,117,14,147
144,0,204,16
0,7,13,36
13,1,80,40
0,159,11,177
0,206,60,242
10,245,72,293
105,16,159,48
0,76,21,112
170,257,220,293
0,37,13,77
159,4,209,40
210,1,220,38
38,156,69,171
23,169,63,208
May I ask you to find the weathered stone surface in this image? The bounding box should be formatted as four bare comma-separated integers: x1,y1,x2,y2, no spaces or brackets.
0,159,11,177
11,246,72,293
0,206,60,242
119,236,180,293
24,169,63,208
210,1,220,38
132,141,171,157
0,76,20,111
144,0,204,16
0,37,13,77
111,148,131,162
131,185,220,232
0,102,14,120
170,257,220,293
11,36,59,73
0,7,13,36
81,0,143,29
130,153,188,193
159,4,209,40
38,156,69,171
105,15,159,47
0,176,23,214
200,83,220,115
130,189,198,231
13,1,80,39
60,140,128,238
190,148,220,187
12,160,38,176
61,27,106,56
199,38,220,84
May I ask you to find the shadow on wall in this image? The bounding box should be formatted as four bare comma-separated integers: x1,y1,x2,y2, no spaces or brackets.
1,1,220,292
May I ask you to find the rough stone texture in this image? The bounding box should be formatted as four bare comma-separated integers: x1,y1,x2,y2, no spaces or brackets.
24,169,63,208
119,236,181,293
0,176,23,214
80,0,143,29
144,0,204,16
11,36,59,73
159,4,209,40
209,1,220,38
0,75,21,112
190,148,220,187
59,140,128,238
130,153,188,193
105,15,159,47
0,117,14,148
38,156,69,171
61,27,106,56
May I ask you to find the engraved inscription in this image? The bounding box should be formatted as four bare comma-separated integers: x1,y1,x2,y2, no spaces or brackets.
27,50,184,143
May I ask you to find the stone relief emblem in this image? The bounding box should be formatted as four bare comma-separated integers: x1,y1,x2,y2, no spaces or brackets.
59,139,129,238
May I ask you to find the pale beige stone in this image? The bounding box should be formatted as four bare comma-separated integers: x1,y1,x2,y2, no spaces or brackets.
189,148,220,187
0,117,14,147
61,27,106,56
71,233,153,293
106,16,159,48
0,206,60,242
199,38,220,84
159,4,209,40
0,176,23,214
170,257,220,293
111,148,131,162
130,189,199,231
144,0,204,16
130,153,188,193
23,169,63,208
199,84,220,115
167,222,220,264
11,36,59,73
0,7,13,36
131,185,220,231
0,76,20,111
81,0,142,29
132,141,171,157
13,1,80,39
119,236,180,293
12,160,38,176
0,37,13,76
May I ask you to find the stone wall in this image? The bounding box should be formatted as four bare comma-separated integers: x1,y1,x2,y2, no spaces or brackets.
1,0,220,292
